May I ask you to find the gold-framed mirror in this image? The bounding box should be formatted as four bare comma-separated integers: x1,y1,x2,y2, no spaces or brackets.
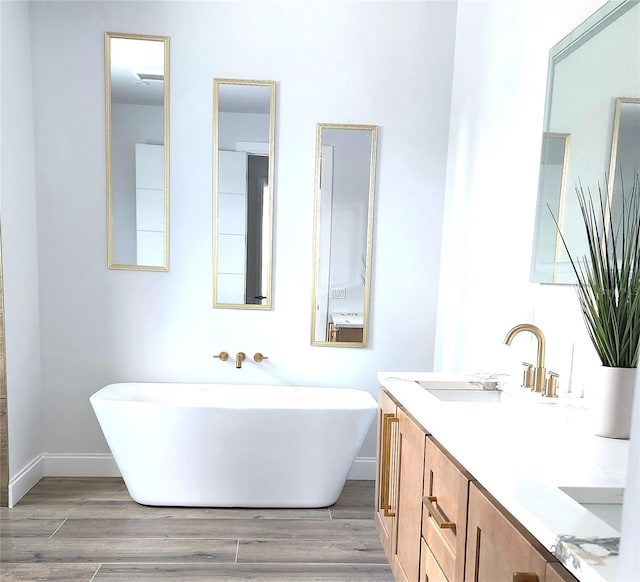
106,32,170,271
311,123,378,347
212,79,275,309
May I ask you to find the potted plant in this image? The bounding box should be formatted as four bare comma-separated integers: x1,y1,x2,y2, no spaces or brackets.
554,171,640,438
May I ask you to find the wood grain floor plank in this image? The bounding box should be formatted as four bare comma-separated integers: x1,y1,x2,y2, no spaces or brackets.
0,517,64,537
1,478,392,580
237,538,387,564
0,563,99,581
54,517,378,540
1,537,238,563
0,504,332,520
94,562,395,581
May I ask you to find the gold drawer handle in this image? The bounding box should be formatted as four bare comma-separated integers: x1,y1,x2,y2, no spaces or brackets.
380,413,398,517
423,496,456,530
513,574,539,582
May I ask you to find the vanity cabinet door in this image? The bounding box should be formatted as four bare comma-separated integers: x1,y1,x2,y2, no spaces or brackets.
421,437,471,582
465,482,552,582
545,562,579,582
421,538,448,582
391,407,427,582
376,388,398,557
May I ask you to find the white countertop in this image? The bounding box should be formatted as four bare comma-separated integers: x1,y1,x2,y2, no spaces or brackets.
377,371,630,582
331,312,364,329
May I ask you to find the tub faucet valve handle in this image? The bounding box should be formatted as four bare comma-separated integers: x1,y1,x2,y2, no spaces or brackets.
214,351,229,362
253,352,269,363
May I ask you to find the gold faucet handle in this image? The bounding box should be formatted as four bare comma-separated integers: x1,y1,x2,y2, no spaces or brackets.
213,351,229,361
521,362,535,389
253,352,269,363
544,371,559,398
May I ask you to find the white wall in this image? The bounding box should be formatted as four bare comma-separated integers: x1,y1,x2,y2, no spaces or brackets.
437,0,638,576
22,1,457,479
0,0,45,503
435,0,605,388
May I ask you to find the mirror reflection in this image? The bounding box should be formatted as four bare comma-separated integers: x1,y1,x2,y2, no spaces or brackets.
530,0,640,283
213,79,275,309
311,123,377,347
608,97,640,229
106,33,169,271
530,133,570,283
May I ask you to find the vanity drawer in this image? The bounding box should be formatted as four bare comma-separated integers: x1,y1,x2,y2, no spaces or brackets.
422,437,471,582
420,538,448,582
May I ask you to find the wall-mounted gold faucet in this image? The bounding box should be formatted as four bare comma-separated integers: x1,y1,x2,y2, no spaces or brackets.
235,352,246,368
504,324,548,394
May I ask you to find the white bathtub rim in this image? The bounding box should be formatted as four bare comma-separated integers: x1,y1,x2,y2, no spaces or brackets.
91,382,377,411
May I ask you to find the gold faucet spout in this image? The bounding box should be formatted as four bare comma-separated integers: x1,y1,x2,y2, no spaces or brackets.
235,352,246,369
504,324,546,369
504,324,547,393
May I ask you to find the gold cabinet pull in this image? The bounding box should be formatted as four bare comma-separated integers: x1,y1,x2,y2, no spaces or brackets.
380,413,398,517
513,574,539,582
423,496,456,530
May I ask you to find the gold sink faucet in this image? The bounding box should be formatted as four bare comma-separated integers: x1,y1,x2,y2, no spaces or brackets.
235,352,246,368
504,324,547,393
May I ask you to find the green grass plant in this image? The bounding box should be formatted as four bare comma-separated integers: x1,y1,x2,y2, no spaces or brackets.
553,171,640,368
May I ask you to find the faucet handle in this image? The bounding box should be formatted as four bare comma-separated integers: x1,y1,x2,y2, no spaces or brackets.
521,362,534,389
544,371,559,398
213,351,229,362
253,352,269,363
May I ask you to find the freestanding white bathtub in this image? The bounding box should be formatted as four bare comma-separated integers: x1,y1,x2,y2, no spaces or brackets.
90,383,376,508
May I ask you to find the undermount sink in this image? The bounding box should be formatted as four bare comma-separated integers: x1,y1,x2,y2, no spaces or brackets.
559,486,624,531
416,380,505,403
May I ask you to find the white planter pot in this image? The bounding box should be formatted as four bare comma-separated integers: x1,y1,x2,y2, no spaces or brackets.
589,366,638,439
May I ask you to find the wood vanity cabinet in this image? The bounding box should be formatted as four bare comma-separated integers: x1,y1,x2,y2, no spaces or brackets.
464,482,556,582
376,388,399,555
375,389,427,582
376,387,581,582
546,563,580,582
421,437,471,582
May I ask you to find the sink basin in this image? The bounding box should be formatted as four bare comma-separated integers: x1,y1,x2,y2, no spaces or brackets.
416,380,505,403
559,486,624,531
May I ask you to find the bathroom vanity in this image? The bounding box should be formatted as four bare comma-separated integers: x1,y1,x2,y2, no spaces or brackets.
376,373,628,582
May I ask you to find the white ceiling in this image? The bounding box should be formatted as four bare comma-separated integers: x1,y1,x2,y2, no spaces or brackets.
110,37,165,107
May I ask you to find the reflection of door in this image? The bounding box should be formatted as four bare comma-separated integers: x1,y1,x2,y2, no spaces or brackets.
217,150,248,303
246,155,269,305
315,145,334,341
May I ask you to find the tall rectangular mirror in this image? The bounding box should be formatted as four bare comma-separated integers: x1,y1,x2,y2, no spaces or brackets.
213,79,275,309
106,33,170,271
311,123,378,347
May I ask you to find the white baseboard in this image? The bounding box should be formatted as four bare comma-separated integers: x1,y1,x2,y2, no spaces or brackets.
347,456,376,480
42,453,120,477
8,454,43,507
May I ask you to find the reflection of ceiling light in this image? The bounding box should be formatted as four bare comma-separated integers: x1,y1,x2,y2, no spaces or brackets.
135,72,164,82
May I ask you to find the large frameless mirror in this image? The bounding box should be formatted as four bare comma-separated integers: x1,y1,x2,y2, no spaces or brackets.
530,0,640,283
213,79,275,309
311,123,377,347
106,33,169,271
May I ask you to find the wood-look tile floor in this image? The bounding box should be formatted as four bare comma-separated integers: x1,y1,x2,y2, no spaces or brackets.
0,477,393,581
